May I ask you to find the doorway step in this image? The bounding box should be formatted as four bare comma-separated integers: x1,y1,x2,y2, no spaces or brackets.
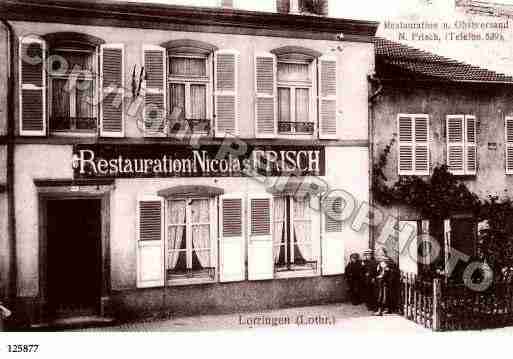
29,316,116,331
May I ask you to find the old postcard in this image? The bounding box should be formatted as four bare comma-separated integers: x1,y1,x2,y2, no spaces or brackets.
1,0,513,356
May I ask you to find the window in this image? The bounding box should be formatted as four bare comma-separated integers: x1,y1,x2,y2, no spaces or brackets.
273,196,315,272
277,61,314,135
166,198,215,281
446,115,477,175
397,114,430,176
48,47,97,132
168,54,212,134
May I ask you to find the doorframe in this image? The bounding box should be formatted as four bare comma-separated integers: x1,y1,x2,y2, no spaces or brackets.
37,184,112,318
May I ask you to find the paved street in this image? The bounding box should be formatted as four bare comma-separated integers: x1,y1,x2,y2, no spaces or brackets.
78,303,429,333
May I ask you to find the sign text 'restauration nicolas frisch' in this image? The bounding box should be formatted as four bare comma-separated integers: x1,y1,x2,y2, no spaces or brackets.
73,144,325,178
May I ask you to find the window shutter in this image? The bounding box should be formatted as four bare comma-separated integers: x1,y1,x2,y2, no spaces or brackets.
318,55,337,139
254,52,276,138
136,196,165,288
247,194,274,280
219,195,245,282
465,115,477,175
321,195,345,275
19,37,46,136
506,116,513,174
398,115,414,175
398,220,418,275
414,115,429,175
100,44,125,137
215,49,239,137
143,45,166,137
446,115,465,175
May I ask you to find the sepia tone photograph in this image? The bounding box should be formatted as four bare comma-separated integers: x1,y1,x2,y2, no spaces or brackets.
2,1,513,351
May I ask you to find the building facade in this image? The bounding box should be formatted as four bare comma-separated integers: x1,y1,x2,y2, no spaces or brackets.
370,37,513,277
0,0,377,327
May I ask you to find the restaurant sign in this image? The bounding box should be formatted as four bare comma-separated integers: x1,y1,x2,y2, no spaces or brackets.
73,144,325,178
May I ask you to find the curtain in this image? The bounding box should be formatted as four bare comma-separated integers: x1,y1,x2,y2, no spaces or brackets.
273,197,286,264
190,84,206,119
191,199,210,268
167,200,186,270
277,62,309,83
169,83,185,117
170,57,206,77
76,79,94,126
278,88,290,122
295,88,309,123
293,197,312,262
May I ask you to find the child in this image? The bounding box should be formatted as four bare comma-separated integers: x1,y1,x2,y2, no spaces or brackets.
345,253,363,305
361,249,377,311
374,250,394,316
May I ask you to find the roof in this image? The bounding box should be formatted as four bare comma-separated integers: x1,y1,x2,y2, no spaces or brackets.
1,0,379,42
374,37,513,83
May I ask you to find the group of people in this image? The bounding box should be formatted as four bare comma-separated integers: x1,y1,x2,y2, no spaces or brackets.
344,248,398,316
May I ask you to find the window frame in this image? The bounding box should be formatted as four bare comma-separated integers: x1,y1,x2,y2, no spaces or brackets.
446,114,477,176
276,59,316,137
166,52,213,136
47,46,99,135
165,197,217,285
273,195,317,277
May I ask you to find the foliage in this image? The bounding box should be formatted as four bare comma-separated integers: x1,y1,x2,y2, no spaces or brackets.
373,140,513,274
299,0,327,15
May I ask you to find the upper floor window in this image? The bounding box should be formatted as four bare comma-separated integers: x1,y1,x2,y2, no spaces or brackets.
397,114,430,176
19,33,125,137
506,116,513,174
446,115,477,176
48,46,97,133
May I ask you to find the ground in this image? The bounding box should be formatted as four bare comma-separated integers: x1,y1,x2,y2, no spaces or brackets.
77,303,429,332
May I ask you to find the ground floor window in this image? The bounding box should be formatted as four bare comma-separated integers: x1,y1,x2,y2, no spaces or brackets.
167,198,215,281
273,195,316,273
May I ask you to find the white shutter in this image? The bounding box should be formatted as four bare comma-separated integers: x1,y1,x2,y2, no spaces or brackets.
247,194,274,280
321,196,345,275
414,115,430,175
506,116,513,174
143,45,166,137
19,36,46,136
136,196,165,288
215,49,239,137
398,115,414,175
318,55,337,139
254,52,276,138
219,194,245,282
398,220,418,274
444,218,451,276
447,115,465,175
465,115,477,175
100,44,125,137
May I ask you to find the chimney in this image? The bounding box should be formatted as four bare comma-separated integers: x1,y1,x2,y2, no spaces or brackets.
277,0,291,14
277,0,329,16
221,0,233,8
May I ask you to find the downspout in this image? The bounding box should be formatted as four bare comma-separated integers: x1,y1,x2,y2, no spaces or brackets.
368,74,383,251
0,18,17,305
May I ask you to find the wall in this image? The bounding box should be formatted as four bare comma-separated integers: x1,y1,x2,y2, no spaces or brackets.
372,81,513,257
10,21,373,142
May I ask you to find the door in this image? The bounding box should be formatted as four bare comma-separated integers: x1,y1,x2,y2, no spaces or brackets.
46,199,102,317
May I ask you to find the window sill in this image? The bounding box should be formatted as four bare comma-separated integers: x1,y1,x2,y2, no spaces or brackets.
167,277,216,287
274,269,319,280
50,131,97,137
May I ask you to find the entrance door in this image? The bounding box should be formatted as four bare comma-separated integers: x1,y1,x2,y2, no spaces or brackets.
46,199,102,317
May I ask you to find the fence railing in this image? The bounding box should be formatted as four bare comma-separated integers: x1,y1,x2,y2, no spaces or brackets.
399,272,513,331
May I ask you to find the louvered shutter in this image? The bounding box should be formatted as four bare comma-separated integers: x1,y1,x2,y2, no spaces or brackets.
465,115,477,175
136,196,165,288
19,37,46,136
247,194,273,280
321,196,345,275
446,115,465,175
398,115,414,175
318,55,337,139
215,49,239,137
414,115,429,175
255,53,276,138
143,45,166,137
220,195,245,282
100,44,125,137
398,220,418,275
506,116,513,174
